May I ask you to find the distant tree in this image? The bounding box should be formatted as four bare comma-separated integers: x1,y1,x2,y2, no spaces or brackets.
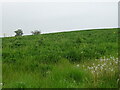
14,29,23,36
31,30,41,35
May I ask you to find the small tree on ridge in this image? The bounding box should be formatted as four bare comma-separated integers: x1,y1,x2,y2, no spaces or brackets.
14,29,23,36
31,30,41,35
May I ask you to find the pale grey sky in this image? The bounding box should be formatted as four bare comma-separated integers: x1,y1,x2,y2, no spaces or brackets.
0,0,119,2
1,2,118,37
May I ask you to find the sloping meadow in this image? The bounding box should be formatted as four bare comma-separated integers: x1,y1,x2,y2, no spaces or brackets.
2,28,119,88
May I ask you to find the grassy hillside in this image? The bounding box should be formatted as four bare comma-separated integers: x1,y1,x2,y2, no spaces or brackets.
2,28,119,88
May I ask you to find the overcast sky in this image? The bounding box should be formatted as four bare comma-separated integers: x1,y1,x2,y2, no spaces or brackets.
1,1,118,37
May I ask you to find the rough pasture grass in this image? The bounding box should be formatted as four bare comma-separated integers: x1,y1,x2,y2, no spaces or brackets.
2,28,119,88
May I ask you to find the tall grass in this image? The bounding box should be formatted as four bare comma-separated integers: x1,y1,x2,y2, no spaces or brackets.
2,28,119,88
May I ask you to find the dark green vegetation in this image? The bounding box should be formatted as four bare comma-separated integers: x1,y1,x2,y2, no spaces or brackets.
2,28,119,88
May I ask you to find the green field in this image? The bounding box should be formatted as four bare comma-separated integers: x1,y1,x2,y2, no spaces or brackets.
2,28,119,88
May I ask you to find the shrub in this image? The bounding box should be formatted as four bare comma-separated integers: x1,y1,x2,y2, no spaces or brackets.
31,30,41,35
14,29,23,36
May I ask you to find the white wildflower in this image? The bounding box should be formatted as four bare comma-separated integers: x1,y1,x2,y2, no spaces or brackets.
88,66,91,69
113,59,115,61
98,64,100,66
100,59,103,62
76,64,79,67
102,64,104,67
116,60,118,62
95,67,98,70
103,63,106,66
111,69,113,72
110,57,114,59
100,66,103,70
103,59,106,61
0,83,3,86
91,67,93,69
107,58,109,60
92,70,95,73
115,61,118,64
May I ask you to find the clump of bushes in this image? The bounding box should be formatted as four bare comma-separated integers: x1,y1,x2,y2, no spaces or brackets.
31,30,41,35
14,29,23,36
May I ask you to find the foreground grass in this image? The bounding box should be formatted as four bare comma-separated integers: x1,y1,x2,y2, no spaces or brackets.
2,28,119,88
